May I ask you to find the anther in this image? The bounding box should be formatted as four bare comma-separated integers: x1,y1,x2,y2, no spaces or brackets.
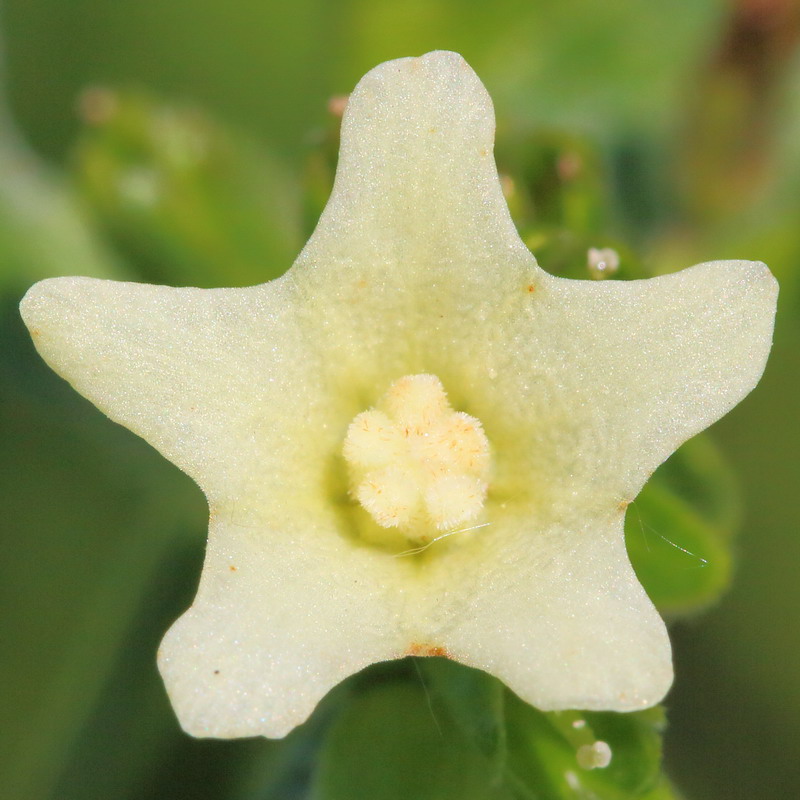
343,374,490,539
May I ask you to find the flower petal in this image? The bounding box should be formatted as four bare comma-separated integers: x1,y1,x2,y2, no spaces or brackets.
282,53,543,399
19,275,344,504
541,260,778,497
295,50,536,289
410,259,777,518
158,513,410,738
417,509,672,712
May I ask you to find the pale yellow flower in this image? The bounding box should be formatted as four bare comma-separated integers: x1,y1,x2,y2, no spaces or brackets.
21,51,777,739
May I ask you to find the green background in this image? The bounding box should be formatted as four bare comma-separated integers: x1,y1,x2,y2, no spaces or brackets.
1,1,799,798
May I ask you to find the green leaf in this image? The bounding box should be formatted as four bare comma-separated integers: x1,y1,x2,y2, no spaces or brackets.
649,434,740,536
505,694,665,800
505,700,581,800
311,676,514,800
579,708,664,796
417,658,507,767
309,660,671,800
626,478,733,617
625,432,740,618
73,89,303,288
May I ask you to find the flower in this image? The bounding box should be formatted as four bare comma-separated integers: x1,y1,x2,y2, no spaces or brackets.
20,51,777,739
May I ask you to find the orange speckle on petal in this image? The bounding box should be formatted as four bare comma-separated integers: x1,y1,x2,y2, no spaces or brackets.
407,642,450,658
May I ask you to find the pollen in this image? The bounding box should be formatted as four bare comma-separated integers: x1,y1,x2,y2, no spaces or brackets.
343,374,490,537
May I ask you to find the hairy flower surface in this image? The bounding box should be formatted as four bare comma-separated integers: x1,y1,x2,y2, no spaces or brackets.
21,51,777,739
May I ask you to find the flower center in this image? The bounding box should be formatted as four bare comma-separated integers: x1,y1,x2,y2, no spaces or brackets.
343,374,490,539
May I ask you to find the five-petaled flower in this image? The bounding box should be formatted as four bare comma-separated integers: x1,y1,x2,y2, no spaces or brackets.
21,51,777,739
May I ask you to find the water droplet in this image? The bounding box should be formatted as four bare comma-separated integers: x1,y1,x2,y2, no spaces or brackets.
577,740,612,770
587,247,620,280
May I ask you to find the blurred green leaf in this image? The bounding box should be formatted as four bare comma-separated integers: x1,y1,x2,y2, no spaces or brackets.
626,479,733,618
505,693,664,800
0,122,126,291
73,89,303,288
497,130,609,236
310,676,513,800
651,435,740,536
417,658,507,768
625,431,741,619
505,700,577,799
580,708,665,796
496,128,649,282
311,661,669,800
